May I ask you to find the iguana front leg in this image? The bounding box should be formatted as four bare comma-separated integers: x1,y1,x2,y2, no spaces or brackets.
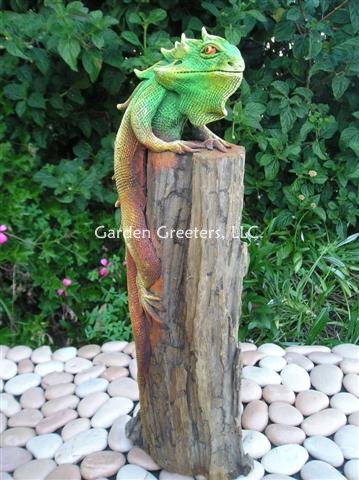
194,125,231,152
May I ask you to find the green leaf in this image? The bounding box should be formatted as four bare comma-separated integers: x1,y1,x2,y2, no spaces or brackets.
332,75,350,100
258,153,274,166
312,141,326,160
4,83,28,101
313,207,326,221
272,81,289,97
58,38,81,71
27,92,45,109
82,50,102,82
15,101,26,117
264,159,280,180
280,107,296,133
248,10,267,22
121,31,142,47
147,8,167,24
349,0,359,32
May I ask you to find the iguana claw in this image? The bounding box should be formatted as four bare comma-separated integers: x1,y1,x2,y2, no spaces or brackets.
136,274,165,326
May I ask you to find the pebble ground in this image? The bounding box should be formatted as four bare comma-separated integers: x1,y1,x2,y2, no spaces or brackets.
0,341,358,480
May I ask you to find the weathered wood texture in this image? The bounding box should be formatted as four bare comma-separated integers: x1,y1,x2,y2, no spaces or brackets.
126,146,252,479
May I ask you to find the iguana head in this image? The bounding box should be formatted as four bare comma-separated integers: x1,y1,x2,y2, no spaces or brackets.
135,28,245,125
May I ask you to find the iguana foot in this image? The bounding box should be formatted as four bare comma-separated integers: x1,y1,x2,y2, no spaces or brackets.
168,140,208,154
202,137,230,153
136,274,165,326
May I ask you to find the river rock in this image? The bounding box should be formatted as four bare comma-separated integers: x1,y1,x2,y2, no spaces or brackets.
6,346,32,362
13,458,56,480
261,444,308,475
41,372,73,388
52,347,77,362
268,402,303,426
129,359,137,380
0,393,21,416
107,377,139,400
236,460,264,480
20,387,45,409
242,351,266,366
123,341,136,356
258,343,285,356
101,366,129,381
295,390,329,416
17,359,34,374
0,446,32,472
242,400,268,432
5,374,41,395
242,430,271,459
77,392,109,418
285,345,330,355
0,427,35,447
41,395,79,417
332,343,359,360
80,451,126,479
61,417,91,441
265,424,305,446
64,358,92,374
78,345,101,359
263,475,295,480
127,446,160,470
344,459,359,480
0,412,7,433
0,345,9,358
74,365,105,385
308,352,342,365
340,358,359,374
301,408,346,436
36,408,78,435
35,361,64,377
242,367,281,387
0,359,17,380
46,464,81,480
280,364,310,392
45,382,76,400
91,397,134,428
240,342,257,352
31,346,52,364
300,460,346,480
310,365,343,395
108,415,133,452
241,378,262,403
285,352,314,371
259,355,286,372
304,436,344,467
8,409,43,428
116,464,156,480
26,433,63,459
102,341,128,353
348,411,359,426
93,353,131,368
54,428,108,464
330,392,359,414
75,378,108,398
334,424,359,459
343,373,359,397
262,385,295,404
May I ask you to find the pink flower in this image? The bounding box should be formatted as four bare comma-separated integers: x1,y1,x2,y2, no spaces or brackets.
57,289,64,296
99,267,108,277
0,225,7,232
100,258,108,266
62,278,72,287
0,233,8,244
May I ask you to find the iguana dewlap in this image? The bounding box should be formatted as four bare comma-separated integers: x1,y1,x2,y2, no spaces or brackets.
113,27,245,386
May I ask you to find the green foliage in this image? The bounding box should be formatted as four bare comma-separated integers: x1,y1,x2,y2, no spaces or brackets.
0,0,358,346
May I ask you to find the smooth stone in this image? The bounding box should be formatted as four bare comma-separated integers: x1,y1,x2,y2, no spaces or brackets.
265,424,305,446
258,343,285,357
20,387,45,409
13,459,56,480
304,436,344,467
17,359,34,374
74,365,105,385
0,393,21,416
263,476,295,480
330,392,359,414
0,413,7,433
31,346,52,364
5,374,41,395
235,460,264,480
242,430,271,459
78,345,101,359
349,411,359,426
334,424,359,459
0,359,17,380
102,341,128,353
285,352,314,371
240,342,257,352
0,446,32,472
36,408,78,435
280,364,310,392
0,379,3,392
101,366,129,382
344,373,359,397
64,358,92,374
108,415,133,452
91,397,134,428
0,427,35,447
159,471,194,480
133,403,140,417
242,351,266,366
107,377,139,400
301,408,346,436
26,433,63,459
77,392,109,418
123,341,136,356
268,402,303,426
41,395,79,417
2,471,15,478
295,390,329,416
261,444,308,475
35,361,64,377
332,343,359,360
127,446,160,470
300,460,346,480
116,464,156,480
242,366,281,387
45,464,81,480
8,409,43,428
54,428,108,464
344,459,359,480
241,378,262,403
41,372,73,388
45,382,76,400
129,359,137,380
242,400,268,432
93,353,131,368
52,347,77,362
308,352,342,364
310,365,343,395
262,385,295,405
285,345,330,355
0,346,10,359
340,358,359,374
61,417,91,441
259,355,286,371
80,450,126,479
6,346,32,362
75,378,108,397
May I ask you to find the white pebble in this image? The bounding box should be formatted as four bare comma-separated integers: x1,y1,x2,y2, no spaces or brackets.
75,378,108,398
235,460,264,479
344,459,359,480
34,361,64,377
304,436,344,467
55,427,108,464
0,393,21,416
6,346,32,362
280,364,310,392
5,374,41,396
91,397,134,428
26,433,63,459
330,392,359,414
52,347,77,362
0,359,17,380
242,366,281,387
116,464,156,480
261,444,308,475
258,344,285,357
31,346,52,364
300,460,346,479
242,430,271,459
259,356,286,372
334,425,359,459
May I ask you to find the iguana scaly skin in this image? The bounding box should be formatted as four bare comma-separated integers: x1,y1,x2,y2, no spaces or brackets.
114,27,245,387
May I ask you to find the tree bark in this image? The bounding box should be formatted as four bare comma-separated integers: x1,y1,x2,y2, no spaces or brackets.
126,145,252,479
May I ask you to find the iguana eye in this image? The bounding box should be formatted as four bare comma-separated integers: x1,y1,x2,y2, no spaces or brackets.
202,45,218,55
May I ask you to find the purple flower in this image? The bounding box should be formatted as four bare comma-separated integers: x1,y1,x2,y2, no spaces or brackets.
62,278,72,287
99,267,108,277
100,258,108,266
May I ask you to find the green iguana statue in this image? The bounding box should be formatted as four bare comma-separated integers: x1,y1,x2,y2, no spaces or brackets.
114,27,245,387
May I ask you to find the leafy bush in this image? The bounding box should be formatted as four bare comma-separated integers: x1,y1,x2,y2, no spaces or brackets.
0,0,358,346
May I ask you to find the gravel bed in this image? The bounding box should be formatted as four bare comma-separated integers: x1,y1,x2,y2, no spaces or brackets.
0,341,358,480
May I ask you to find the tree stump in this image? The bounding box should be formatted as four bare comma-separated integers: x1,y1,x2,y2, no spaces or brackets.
126,145,252,480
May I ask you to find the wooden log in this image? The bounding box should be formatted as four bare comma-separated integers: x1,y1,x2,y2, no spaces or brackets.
126,145,252,480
